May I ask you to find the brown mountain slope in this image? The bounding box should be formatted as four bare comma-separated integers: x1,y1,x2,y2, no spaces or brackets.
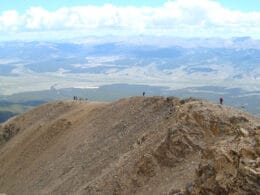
0,97,259,195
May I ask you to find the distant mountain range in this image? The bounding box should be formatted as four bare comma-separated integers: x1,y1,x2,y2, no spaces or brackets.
0,37,259,95
0,37,259,122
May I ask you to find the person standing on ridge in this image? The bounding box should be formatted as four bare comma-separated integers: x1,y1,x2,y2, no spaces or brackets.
219,97,223,105
143,92,145,96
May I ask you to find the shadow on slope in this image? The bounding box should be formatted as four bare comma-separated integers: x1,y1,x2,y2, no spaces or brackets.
0,97,259,194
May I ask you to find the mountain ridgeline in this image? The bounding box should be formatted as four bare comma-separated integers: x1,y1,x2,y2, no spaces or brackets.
1,38,260,96
0,96,259,194
0,84,259,124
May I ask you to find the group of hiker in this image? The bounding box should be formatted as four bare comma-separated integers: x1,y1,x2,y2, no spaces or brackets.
73,96,88,101
73,93,224,105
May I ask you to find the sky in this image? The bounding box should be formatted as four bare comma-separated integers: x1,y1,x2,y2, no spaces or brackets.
0,0,260,41
1,0,260,12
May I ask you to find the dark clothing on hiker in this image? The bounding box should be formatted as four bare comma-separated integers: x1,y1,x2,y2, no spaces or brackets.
220,97,223,105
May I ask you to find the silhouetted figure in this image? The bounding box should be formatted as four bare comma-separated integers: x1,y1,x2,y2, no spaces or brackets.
219,97,223,105
143,92,145,96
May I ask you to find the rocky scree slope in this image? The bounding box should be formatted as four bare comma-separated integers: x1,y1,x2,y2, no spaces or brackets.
0,97,259,195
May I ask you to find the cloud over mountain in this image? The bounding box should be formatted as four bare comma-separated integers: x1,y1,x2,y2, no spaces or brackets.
0,0,260,40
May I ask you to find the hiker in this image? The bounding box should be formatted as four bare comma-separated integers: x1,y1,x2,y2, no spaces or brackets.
143,92,145,96
219,97,223,105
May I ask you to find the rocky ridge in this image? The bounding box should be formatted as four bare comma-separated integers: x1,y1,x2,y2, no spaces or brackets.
0,97,259,194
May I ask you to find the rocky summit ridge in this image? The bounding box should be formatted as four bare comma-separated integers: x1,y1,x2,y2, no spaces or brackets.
0,96,259,194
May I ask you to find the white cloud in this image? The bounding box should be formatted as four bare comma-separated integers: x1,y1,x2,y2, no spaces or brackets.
0,10,19,31
0,0,260,40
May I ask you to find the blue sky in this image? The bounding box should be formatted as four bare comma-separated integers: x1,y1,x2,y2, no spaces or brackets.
215,0,260,12
1,0,260,12
0,0,260,41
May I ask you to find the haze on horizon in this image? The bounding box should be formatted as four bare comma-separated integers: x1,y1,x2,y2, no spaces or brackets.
0,0,260,41
0,0,260,121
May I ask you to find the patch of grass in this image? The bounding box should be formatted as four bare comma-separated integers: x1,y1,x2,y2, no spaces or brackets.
0,123,20,144
0,105,32,113
0,105,33,123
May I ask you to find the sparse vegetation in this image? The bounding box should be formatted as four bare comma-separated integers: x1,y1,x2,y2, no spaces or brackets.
0,123,20,145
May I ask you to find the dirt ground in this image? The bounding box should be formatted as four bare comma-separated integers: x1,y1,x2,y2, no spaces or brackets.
0,96,259,195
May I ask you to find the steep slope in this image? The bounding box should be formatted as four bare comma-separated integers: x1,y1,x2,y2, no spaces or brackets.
0,97,259,195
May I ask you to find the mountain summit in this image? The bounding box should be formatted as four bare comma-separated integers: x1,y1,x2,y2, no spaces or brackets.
0,97,259,194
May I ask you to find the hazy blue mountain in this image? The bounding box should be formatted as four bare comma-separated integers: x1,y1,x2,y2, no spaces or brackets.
0,111,16,123
0,37,259,112
1,38,259,76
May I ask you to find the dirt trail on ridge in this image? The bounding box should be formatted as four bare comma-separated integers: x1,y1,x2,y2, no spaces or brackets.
0,97,259,194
